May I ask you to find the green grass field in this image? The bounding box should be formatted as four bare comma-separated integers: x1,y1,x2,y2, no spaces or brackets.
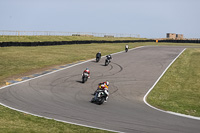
0,41,200,132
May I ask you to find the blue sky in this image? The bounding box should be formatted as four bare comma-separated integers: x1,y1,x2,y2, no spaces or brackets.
0,0,199,38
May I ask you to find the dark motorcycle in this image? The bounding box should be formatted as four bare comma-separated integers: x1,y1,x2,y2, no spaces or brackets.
125,48,128,52
82,73,89,83
105,58,110,66
96,56,101,62
91,90,107,105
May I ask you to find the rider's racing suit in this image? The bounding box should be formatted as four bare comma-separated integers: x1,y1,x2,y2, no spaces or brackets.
125,44,129,49
96,82,109,102
106,55,112,62
83,69,90,78
96,52,101,58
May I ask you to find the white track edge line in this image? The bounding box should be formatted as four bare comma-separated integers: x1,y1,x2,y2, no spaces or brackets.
143,48,200,121
0,46,145,133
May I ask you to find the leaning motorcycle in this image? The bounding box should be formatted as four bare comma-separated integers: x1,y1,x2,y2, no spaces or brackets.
82,73,89,83
91,90,107,105
105,58,110,66
96,56,101,62
125,48,128,52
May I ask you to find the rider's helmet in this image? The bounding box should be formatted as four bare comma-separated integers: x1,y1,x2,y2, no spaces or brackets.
99,52,101,53
106,81,109,86
86,68,89,71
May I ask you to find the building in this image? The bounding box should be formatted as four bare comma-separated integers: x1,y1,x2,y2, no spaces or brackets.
176,34,184,39
166,33,176,39
166,33,184,39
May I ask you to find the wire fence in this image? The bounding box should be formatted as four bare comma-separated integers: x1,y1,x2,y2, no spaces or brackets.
0,30,140,38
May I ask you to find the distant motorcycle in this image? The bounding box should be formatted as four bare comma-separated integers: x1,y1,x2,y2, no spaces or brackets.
125,47,128,52
105,58,110,66
82,73,89,83
91,90,107,105
96,52,101,62
96,56,101,62
105,55,112,66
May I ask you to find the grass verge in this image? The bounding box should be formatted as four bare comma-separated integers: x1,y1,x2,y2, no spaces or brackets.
0,105,112,133
147,48,200,117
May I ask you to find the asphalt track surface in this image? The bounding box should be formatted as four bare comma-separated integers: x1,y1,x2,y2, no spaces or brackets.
0,46,200,133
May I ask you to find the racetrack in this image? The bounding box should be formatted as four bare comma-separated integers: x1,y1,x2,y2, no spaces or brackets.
0,46,200,133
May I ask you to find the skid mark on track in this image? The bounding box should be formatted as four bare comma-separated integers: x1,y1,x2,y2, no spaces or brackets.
102,62,124,77
109,63,114,70
112,62,123,74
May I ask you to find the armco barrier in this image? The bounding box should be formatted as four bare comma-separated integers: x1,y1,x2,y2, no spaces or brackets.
158,40,200,43
0,39,200,47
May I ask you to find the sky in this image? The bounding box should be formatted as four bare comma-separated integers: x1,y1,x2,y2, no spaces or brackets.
0,0,199,38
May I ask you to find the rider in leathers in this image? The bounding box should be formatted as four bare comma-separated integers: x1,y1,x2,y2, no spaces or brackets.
96,81,109,102
106,54,112,62
83,68,90,78
96,52,101,59
125,44,129,50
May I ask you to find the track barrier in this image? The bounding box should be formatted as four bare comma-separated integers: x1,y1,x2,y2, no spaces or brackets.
0,39,200,47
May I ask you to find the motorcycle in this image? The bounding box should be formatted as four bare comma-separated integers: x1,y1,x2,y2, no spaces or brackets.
105,58,110,66
96,56,101,62
82,73,89,83
125,48,128,52
91,90,107,105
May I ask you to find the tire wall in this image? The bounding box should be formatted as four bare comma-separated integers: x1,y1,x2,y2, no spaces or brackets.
0,39,199,47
